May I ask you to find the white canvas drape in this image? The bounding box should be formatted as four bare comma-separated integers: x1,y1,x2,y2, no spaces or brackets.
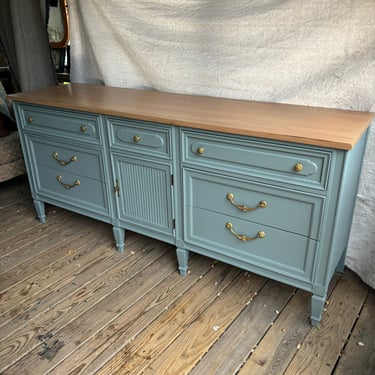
69,0,375,288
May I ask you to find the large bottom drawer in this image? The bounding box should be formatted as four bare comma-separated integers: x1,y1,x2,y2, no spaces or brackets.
33,165,110,216
184,206,317,284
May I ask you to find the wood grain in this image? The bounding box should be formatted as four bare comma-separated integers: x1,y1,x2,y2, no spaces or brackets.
96,262,242,375
240,273,341,375
9,84,374,150
48,255,214,375
334,291,375,374
164,279,291,375
1,178,374,374
284,270,369,375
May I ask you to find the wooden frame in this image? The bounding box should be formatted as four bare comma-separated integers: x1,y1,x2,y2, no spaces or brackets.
49,0,69,49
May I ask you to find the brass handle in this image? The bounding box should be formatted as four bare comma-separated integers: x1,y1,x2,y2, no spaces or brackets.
115,179,120,197
27,117,33,123
294,163,304,172
197,147,205,154
52,151,77,166
57,175,80,189
225,222,265,241
226,193,267,211
80,126,87,133
133,135,141,142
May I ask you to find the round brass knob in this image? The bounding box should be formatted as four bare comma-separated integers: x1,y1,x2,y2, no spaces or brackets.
27,117,33,123
80,126,87,133
294,163,304,172
258,200,267,209
197,147,205,155
257,231,266,239
133,135,141,142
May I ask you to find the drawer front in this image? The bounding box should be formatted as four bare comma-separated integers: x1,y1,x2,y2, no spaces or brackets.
108,117,172,159
184,169,324,240
28,137,103,180
19,104,101,144
185,207,316,283
34,165,110,215
182,130,331,190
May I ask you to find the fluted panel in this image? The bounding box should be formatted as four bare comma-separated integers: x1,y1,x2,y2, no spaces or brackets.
119,161,171,230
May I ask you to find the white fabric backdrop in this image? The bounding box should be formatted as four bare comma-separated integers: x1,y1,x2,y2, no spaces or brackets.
69,0,375,288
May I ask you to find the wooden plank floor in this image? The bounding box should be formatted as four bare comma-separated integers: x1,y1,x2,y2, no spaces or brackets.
0,176,374,375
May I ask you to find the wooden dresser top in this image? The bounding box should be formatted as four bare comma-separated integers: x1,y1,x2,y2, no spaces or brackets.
9,83,374,150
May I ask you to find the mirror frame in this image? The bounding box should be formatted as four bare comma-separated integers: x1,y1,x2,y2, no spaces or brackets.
49,0,69,49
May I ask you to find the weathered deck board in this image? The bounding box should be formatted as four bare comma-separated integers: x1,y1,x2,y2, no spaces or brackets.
334,290,375,374
0,177,374,375
240,274,341,375
97,262,243,375
48,255,215,374
284,270,370,375
140,272,268,375
189,280,295,375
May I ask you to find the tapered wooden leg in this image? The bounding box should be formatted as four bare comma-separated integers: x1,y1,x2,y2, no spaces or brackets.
176,248,189,276
311,293,326,327
112,226,125,252
33,199,46,223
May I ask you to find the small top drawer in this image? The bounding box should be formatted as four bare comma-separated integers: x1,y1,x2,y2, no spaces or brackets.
108,117,172,159
182,130,331,191
19,104,101,144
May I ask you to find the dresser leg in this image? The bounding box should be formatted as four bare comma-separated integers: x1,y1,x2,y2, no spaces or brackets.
311,293,326,327
112,226,125,253
176,248,189,276
33,199,46,223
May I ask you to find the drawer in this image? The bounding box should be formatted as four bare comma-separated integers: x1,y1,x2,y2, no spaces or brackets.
28,137,104,180
108,117,172,159
34,165,110,215
184,169,324,240
185,207,317,283
182,130,331,190
19,104,101,144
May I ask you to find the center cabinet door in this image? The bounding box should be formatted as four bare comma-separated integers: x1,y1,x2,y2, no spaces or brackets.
112,154,175,239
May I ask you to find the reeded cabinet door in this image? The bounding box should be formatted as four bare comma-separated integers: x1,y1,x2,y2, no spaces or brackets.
112,154,175,238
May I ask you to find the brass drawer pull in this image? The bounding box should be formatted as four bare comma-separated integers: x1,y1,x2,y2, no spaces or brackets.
80,125,87,133
27,117,33,123
225,222,265,241
294,163,304,172
197,146,205,154
226,193,267,211
57,175,80,189
52,151,77,166
114,178,120,197
133,135,141,142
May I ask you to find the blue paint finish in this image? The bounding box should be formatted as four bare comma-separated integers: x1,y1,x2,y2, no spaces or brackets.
12,97,370,328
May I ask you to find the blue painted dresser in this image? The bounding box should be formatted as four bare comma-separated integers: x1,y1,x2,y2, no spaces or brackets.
10,84,374,326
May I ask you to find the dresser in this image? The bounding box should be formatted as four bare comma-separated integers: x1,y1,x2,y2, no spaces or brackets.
10,84,374,326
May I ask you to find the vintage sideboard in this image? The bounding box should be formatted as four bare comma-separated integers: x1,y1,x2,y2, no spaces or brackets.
10,84,374,326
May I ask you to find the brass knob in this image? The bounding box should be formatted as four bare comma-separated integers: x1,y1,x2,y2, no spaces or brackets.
80,126,87,133
294,163,304,172
133,135,141,142
257,231,266,239
27,117,33,123
197,147,205,155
